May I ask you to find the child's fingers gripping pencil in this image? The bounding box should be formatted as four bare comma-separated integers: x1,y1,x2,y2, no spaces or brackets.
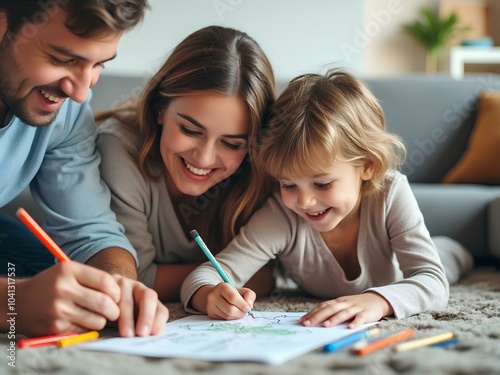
16,207,70,262
190,229,255,318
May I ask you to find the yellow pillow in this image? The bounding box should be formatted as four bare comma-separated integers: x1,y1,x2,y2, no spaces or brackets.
443,91,500,184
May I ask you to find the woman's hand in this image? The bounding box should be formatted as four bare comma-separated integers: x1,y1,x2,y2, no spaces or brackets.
299,292,393,328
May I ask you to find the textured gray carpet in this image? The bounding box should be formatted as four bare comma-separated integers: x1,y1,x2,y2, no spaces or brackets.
2,267,500,375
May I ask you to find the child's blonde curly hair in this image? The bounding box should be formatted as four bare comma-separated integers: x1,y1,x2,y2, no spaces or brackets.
257,69,406,195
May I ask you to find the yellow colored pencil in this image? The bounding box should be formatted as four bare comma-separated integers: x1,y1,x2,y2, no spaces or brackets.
393,332,455,352
56,331,100,348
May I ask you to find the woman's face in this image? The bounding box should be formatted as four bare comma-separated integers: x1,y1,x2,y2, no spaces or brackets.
158,93,249,198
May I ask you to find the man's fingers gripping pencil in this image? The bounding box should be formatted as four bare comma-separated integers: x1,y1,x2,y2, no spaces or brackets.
16,207,70,262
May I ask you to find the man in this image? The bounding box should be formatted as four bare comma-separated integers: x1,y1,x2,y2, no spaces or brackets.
0,0,168,337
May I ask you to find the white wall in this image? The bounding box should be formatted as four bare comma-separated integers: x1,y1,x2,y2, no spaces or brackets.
104,0,364,83
363,0,436,76
100,0,498,81
364,0,500,76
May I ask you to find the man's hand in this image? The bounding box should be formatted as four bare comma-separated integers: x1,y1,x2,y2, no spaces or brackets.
14,262,121,337
112,275,169,337
86,247,169,336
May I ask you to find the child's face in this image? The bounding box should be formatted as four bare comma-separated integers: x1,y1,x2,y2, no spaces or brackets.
279,161,373,232
157,93,249,198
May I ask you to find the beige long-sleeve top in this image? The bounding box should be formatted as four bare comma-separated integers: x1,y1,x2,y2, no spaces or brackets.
97,121,205,288
181,171,450,319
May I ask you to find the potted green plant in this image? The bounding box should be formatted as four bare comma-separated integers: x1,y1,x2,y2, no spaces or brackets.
402,7,470,73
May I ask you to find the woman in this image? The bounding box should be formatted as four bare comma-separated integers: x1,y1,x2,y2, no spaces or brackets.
96,26,276,301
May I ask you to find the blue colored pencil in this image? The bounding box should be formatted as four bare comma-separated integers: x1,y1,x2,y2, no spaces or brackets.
324,328,380,353
430,338,459,348
190,229,255,319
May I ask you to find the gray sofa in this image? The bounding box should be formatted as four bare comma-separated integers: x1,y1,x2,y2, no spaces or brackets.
362,74,500,262
3,74,500,263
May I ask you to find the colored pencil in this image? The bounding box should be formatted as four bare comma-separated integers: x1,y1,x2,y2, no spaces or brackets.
18,333,79,349
393,332,455,352
190,229,255,318
56,331,99,348
355,328,415,356
430,338,459,348
324,328,380,353
16,208,70,262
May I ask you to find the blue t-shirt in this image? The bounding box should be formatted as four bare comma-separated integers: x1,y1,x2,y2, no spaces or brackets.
0,91,136,264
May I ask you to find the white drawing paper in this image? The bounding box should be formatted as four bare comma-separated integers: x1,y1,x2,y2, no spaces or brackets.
82,311,375,365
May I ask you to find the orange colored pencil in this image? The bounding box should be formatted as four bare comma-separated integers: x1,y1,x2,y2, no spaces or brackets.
355,328,415,356
16,208,70,262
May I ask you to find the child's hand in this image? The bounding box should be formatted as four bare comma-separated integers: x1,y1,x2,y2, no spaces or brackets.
299,292,393,328
205,283,255,320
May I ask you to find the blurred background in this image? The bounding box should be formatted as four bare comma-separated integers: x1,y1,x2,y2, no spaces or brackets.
91,0,500,111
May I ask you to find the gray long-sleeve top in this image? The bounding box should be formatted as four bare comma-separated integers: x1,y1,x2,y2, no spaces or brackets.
181,171,450,319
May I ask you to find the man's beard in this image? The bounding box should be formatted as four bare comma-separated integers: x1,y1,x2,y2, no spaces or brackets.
1,93,58,127
0,37,57,127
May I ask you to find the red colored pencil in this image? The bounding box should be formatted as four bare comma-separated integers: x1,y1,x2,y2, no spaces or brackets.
355,328,415,356
18,333,79,349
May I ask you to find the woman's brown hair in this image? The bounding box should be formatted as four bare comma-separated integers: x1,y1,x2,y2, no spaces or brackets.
96,25,276,250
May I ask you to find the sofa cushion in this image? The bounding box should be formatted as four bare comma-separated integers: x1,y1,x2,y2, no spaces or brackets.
362,76,500,183
411,183,500,259
443,91,500,184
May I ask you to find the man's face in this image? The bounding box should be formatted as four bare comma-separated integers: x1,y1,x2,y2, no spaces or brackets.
0,9,121,127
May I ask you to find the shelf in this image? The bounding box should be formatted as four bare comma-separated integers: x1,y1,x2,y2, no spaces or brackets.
450,46,500,79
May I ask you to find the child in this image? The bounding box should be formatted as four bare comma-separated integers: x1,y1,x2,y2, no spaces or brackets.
180,70,473,328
